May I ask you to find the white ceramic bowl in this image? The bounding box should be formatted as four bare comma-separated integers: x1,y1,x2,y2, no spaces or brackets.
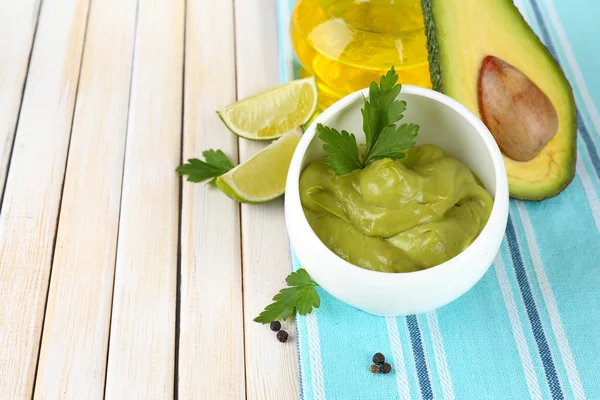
285,85,509,316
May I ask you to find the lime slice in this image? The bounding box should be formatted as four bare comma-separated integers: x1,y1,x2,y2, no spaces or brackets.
215,130,302,203
217,77,317,141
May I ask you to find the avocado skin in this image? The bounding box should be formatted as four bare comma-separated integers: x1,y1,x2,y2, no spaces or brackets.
421,0,443,93
420,0,577,200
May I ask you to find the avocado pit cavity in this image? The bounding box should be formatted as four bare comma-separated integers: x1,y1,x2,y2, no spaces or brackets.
478,55,559,162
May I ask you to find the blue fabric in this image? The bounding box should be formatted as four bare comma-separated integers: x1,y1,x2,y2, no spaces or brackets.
278,0,600,398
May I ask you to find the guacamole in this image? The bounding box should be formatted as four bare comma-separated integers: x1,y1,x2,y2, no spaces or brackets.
300,144,494,273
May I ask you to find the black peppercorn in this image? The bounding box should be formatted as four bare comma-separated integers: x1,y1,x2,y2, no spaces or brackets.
372,352,385,365
380,363,392,374
270,321,282,332
277,330,289,343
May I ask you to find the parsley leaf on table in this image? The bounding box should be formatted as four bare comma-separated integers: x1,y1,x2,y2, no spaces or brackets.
176,149,234,183
254,268,320,324
318,66,419,175
316,124,363,175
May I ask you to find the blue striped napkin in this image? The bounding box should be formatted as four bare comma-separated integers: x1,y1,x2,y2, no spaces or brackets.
278,0,600,398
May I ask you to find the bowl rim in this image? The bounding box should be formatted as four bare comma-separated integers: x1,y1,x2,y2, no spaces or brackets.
285,84,509,280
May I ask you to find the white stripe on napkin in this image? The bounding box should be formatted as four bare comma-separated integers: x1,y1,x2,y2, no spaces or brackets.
494,251,543,399
425,311,455,400
516,202,586,400
510,8,596,398
576,154,600,232
386,317,411,400
541,0,600,136
306,311,326,400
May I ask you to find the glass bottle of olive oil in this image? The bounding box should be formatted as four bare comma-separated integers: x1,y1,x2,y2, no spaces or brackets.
290,0,431,109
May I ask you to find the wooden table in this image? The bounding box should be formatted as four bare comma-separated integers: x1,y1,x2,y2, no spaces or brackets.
0,0,299,398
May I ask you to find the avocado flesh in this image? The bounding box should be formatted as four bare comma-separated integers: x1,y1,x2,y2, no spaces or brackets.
421,0,576,200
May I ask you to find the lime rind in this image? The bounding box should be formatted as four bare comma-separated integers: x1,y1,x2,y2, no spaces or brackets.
215,131,302,203
215,177,284,204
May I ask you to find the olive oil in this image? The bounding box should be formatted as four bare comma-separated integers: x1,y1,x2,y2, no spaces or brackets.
290,0,431,109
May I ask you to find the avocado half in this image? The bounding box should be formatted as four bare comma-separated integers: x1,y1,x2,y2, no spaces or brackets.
421,0,577,200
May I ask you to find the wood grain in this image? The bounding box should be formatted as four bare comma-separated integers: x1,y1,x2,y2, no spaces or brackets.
103,0,184,397
233,0,301,398
0,0,90,397
0,0,41,198
32,0,137,398
177,0,245,398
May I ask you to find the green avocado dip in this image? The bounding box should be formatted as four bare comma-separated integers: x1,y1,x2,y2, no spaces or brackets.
300,144,494,273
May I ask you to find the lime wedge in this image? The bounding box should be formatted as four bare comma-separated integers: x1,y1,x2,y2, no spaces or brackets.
217,77,317,141
215,131,302,203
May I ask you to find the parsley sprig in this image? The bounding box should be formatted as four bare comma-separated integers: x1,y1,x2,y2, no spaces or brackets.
176,149,234,183
254,268,320,324
317,66,419,175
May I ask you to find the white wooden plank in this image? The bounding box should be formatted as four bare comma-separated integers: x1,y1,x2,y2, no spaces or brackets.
0,0,41,197
33,0,137,398
0,0,90,398
177,0,245,398
234,1,301,398
103,0,184,397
